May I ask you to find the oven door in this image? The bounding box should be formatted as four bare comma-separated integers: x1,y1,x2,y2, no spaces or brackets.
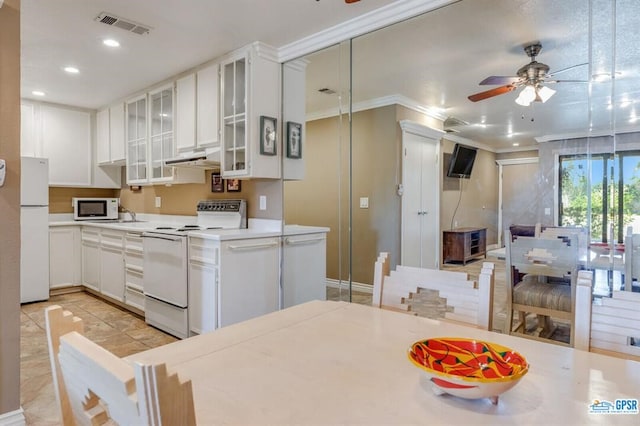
142,232,188,307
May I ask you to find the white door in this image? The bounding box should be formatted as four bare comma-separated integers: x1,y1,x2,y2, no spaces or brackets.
497,158,540,245
400,122,442,268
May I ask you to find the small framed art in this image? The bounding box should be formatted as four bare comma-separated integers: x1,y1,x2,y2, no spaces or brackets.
260,116,277,155
227,178,241,192
286,121,302,159
211,172,224,193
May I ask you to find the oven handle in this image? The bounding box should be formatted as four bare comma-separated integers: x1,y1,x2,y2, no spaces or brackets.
141,233,183,242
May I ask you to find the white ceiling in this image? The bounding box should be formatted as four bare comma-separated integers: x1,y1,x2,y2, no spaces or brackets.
21,0,640,152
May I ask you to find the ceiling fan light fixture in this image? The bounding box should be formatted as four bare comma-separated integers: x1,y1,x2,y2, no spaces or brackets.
515,85,536,106
538,85,556,103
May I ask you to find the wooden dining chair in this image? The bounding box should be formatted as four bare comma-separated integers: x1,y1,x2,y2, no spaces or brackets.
505,230,584,346
45,305,196,425
372,253,495,330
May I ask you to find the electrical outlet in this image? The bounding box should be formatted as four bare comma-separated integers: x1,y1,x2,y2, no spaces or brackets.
259,195,267,210
155,197,162,208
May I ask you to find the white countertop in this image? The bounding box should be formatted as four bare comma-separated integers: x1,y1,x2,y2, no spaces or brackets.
49,214,329,239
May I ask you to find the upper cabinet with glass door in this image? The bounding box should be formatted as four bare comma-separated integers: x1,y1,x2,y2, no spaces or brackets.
126,86,204,185
220,42,280,179
126,95,147,184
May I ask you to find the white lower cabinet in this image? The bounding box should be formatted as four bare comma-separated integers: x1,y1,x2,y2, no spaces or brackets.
49,226,81,289
81,228,101,292
100,230,125,302
124,232,145,312
282,232,327,308
188,236,280,334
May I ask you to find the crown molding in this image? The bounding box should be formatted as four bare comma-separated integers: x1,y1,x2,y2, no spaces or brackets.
278,0,457,63
495,144,540,154
535,123,640,143
399,120,444,139
442,133,496,153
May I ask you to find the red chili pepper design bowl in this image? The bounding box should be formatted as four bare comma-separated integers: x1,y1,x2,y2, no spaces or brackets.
408,337,529,404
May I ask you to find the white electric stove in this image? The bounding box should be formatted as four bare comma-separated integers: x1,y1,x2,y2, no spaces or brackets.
142,199,246,338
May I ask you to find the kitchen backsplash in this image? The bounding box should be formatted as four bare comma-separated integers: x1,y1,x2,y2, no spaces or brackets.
51,170,282,219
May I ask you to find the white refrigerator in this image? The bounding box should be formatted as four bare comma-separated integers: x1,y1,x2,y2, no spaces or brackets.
21,157,50,303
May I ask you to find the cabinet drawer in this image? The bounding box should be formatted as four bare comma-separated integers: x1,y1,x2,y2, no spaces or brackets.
101,230,124,247
81,229,100,244
189,239,218,266
125,265,144,289
125,251,144,269
124,285,145,311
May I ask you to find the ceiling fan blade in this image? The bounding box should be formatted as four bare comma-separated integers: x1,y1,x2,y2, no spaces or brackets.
545,79,590,84
345,0,361,3
548,62,589,77
479,76,520,85
468,85,517,102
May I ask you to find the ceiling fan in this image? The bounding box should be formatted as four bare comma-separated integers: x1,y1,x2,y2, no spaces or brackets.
468,43,587,105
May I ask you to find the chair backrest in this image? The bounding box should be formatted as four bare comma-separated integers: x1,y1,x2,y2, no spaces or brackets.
506,231,578,279
624,227,640,290
372,253,494,329
537,225,588,261
589,290,640,361
45,305,196,425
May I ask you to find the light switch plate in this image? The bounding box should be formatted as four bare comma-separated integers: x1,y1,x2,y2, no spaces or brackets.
359,197,369,209
259,195,267,210
0,159,6,187
155,197,162,208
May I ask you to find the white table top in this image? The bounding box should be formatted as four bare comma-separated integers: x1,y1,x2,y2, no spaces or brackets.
129,301,640,425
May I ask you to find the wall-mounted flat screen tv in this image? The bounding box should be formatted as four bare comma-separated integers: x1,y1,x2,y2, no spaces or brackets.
446,143,477,179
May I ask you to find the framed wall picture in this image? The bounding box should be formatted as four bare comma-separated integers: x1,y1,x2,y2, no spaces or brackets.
211,172,224,193
227,178,241,192
260,116,277,155
286,121,302,159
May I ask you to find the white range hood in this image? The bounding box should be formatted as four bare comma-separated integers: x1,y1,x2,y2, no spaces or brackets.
164,147,220,170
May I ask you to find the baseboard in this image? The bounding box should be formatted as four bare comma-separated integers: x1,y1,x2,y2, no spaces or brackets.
49,285,84,296
326,278,373,294
0,408,25,426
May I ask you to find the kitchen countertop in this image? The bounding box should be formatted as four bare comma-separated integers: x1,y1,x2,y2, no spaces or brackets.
49,214,329,240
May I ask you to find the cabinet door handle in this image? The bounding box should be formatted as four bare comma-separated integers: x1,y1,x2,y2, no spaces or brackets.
417,210,428,215
228,241,279,251
284,237,325,245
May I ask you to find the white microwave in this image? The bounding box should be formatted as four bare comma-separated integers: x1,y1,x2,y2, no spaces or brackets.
73,198,119,221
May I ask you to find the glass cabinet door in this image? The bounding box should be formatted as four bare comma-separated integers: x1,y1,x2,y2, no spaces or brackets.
126,96,147,183
149,86,174,181
222,56,247,175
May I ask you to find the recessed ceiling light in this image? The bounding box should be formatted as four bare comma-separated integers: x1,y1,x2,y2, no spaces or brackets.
31,90,45,96
64,66,80,74
103,39,120,47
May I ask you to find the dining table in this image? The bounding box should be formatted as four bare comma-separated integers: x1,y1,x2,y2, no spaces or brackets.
128,300,640,425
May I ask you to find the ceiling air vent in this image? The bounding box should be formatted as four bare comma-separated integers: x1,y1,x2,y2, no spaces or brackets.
95,12,152,35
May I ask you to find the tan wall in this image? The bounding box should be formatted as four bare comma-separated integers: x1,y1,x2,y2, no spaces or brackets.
51,171,282,219
285,104,500,286
440,138,499,248
0,0,21,415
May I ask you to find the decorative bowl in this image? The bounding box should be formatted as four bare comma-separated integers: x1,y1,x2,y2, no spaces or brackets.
408,337,529,404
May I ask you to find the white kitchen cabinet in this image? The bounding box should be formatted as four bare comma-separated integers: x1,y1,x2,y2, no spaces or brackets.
188,238,217,334
176,73,197,152
282,232,327,308
126,95,148,184
220,42,280,179
41,104,92,186
196,63,220,148
97,103,126,166
176,64,220,154
81,228,101,292
218,236,280,327
49,226,81,289
124,232,145,312
100,230,125,302
126,88,204,185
